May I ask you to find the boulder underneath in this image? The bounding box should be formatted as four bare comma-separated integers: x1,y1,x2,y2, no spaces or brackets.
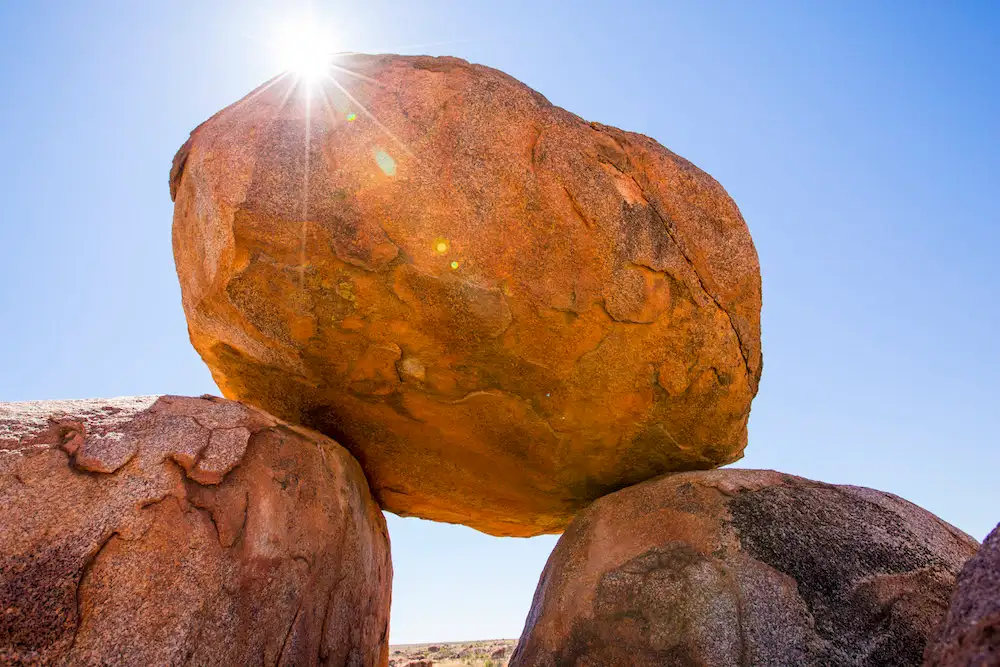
0,395,391,666
170,53,762,537
510,469,978,667
924,522,1000,666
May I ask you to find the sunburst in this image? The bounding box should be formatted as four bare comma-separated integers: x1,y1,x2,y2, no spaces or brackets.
273,19,335,83
255,16,425,289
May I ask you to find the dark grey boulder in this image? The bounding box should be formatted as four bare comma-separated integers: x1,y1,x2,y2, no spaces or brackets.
511,469,978,667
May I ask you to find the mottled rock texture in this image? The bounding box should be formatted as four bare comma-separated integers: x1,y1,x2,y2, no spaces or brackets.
170,54,762,536
510,469,978,667
925,522,1000,666
0,395,391,666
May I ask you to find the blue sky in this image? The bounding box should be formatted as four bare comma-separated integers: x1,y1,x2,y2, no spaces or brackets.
1,0,997,645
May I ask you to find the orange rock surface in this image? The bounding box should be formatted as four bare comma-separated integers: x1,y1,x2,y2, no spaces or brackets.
510,469,978,667
0,395,391,666
171,54,762,536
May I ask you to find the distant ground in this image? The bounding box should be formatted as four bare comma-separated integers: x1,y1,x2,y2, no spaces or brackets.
388,639,517,666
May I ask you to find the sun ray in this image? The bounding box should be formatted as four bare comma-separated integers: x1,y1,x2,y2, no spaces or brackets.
314,80,343,125
224,71,295,115
299,78,312,291
323,73,415,159
329,62,386,87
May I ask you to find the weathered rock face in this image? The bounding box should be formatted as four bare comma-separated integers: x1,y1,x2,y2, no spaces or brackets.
510,469,978,667
170,54,762,536
924,522,1000,666
0,395,391,666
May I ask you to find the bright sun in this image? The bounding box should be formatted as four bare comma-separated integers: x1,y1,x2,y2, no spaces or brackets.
274,20,335,81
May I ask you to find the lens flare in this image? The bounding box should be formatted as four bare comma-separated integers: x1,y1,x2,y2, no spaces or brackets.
273,20,335,82
374,148,397,176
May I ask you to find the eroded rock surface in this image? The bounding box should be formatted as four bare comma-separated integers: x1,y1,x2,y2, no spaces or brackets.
510,469,978,667
170,54,762,536
0,395,391,666
924,522,1000,666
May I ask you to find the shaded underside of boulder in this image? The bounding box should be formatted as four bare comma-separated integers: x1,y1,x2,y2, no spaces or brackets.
510,469,978,667
924,522,1000,666
170,53,762,536
0,395,391,666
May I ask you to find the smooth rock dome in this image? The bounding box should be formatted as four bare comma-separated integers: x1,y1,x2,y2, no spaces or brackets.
170,54,762,536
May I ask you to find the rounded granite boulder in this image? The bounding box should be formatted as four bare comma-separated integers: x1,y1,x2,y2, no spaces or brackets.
510,469,978,667
924,522,1000,666
0,395,391,666
170,54,762,536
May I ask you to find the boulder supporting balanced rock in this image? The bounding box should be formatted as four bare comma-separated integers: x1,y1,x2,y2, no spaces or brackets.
0,395,391,666
509,469,978,667
170,53,762,537
924,522,1000,666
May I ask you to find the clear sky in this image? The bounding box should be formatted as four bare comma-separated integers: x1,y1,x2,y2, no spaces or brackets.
1,0,997,646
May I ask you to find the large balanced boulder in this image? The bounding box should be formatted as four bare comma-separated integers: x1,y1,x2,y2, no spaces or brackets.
0,395,391,666
924,522,1000,666
510,469,978,667
170,54,762,536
